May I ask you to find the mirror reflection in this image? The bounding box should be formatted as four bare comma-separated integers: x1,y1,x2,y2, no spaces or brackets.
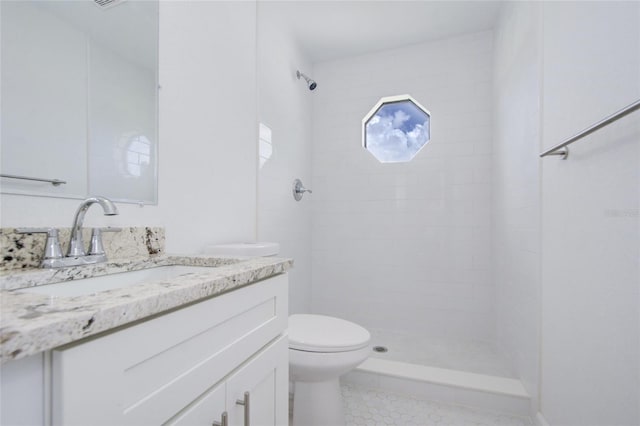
1,0,158,204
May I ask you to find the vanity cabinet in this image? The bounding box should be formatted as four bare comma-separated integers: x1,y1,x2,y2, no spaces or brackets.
51,273,289,426
170,336,287,426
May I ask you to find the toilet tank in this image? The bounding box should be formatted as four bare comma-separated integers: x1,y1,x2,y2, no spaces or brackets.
203,242,280,257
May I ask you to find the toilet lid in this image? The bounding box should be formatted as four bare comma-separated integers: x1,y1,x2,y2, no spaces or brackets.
288,314,371,353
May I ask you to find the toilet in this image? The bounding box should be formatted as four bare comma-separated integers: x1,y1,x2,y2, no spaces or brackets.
203,241,280,258
204,243,370,425
289,314,371,426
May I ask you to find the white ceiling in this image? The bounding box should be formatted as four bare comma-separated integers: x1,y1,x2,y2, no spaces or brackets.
259,1,503,63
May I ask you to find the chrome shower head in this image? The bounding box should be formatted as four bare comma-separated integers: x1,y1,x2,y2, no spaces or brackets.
296,70,317,91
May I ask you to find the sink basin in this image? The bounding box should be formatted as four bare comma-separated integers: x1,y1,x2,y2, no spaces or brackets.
18,265,215,297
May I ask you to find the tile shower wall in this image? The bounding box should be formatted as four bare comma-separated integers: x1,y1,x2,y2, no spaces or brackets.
311,32,495,340
257,3,313,314
492,2,541,416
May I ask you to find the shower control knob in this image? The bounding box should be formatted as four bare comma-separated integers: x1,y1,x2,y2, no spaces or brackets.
293,179,312,201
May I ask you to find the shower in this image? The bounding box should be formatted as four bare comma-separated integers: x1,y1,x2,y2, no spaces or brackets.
296,70,317,91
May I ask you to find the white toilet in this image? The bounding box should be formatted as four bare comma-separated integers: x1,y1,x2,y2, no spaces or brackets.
204,243,370,425
289,314,371,426
203,241,280,258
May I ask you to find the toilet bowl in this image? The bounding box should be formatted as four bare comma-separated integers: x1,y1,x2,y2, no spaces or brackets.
289,314,370,426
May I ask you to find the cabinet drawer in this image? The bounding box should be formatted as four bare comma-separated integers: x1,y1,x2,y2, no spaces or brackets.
52,273,288,426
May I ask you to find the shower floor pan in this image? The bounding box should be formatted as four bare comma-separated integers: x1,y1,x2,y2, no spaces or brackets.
367,328,515,377
343,329,531,417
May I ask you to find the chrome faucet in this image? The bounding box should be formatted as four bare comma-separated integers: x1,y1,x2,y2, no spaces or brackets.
16,196,121,268
67,196,119,257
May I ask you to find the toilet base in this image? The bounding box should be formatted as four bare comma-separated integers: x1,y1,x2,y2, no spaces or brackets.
293,379,344,426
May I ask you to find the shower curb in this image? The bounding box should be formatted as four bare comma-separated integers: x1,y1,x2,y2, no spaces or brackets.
342,358,530,417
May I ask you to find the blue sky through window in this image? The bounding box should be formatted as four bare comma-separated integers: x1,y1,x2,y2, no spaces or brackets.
365,99,430,162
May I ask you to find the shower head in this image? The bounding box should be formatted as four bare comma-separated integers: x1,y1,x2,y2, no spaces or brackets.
296,70,317,91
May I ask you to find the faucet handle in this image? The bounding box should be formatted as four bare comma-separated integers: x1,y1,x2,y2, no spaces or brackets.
16,227,56,234
88,227,122,256
16,228,63,264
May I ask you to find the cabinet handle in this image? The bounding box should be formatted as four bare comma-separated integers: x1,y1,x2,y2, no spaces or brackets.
212,411,228,426
235,391,250,426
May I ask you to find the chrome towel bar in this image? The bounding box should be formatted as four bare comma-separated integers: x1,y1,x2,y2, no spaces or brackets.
540,98,640,159
0,173,67,186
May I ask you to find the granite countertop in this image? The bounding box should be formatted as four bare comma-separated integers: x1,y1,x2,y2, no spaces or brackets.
0,255,293,364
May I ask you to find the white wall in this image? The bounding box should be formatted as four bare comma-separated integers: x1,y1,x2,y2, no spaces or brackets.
0,1,258,254
311,32,495,341
492,2,541,416
257,4,313,314
540,2,639,425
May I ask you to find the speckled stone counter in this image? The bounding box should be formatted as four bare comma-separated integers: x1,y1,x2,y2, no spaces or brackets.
1,227,165,271
0,255,293,364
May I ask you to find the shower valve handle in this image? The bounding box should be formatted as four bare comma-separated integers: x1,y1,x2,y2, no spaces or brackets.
293,179,312,201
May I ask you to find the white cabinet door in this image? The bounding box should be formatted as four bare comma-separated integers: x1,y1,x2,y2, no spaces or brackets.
167,382,226,426
226,335,289,426
166,335,288,426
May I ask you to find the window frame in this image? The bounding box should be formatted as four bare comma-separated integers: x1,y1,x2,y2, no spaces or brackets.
362,94,431,163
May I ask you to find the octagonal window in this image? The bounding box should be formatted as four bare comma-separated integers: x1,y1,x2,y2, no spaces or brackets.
363,95,431,163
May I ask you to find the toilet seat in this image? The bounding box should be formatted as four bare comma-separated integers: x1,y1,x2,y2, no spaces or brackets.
289,314,370,353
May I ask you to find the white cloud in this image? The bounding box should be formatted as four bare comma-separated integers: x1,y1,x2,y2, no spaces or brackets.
406,122,429,150
365,111,429,162
392,110,410,128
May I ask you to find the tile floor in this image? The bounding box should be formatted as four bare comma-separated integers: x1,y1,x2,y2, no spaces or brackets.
341,383,532,426
368,329,515,378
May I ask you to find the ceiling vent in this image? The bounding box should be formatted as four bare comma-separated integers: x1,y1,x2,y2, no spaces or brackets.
93,0,125,10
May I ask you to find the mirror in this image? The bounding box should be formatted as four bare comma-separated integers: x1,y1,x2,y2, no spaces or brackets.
1,0,158,204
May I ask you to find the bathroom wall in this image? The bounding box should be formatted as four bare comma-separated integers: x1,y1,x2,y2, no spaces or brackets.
0,1,258,255
539,2,639,424
256,4,313,314
492,2,541,416
310,32,495,341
